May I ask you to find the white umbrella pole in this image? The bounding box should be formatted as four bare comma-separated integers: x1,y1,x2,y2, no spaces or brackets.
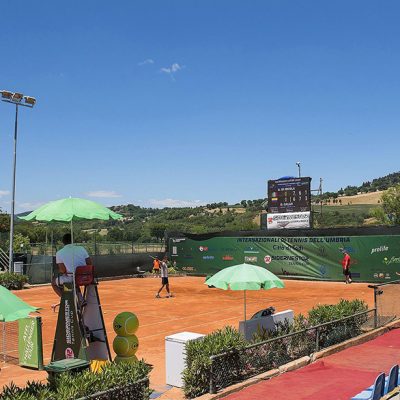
244,290,246,322
70,220,78,307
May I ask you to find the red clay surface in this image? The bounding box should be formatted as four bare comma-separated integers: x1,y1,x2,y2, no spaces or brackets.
224,328,400,400
1,277,374,395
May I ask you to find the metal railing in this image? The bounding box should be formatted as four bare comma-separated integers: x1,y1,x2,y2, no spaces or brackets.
76,377,150,400
209,309,375,394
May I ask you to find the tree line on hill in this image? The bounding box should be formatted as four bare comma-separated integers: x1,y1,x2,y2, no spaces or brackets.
1,171,400,247
313,171,400,202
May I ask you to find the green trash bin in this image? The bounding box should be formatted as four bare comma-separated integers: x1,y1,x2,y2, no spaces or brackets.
45,358,91,387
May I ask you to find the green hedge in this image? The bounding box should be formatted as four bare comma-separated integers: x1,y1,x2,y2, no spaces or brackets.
0,360,152,400
252,298,368,343
0,272,28,290
182,326,246,398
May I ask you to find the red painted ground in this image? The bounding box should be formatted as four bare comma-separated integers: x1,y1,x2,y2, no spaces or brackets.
224,329,400,400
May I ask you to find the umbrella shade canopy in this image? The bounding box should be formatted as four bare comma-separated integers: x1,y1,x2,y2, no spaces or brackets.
19,197,122,222
0,285,40,322
205,263,285,291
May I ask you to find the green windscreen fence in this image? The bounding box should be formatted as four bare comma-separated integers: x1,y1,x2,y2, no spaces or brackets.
169,231,400,283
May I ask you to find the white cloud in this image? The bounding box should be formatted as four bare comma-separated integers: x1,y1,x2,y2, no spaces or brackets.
138,59,154,66
18,201,45,211
86,190,122,199
0,190,10,198
148,198,204,208
160,63,184,80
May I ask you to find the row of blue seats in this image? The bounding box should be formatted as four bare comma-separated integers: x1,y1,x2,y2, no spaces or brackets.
351,364,399,400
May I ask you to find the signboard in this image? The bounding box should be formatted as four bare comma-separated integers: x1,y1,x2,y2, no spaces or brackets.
18,317,44,369
267,212,311,230
170,234,400,283
52,284,87,361
268,177,311,214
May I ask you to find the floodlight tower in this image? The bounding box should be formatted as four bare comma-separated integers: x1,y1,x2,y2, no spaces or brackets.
1,90,36,271
296,162,301,178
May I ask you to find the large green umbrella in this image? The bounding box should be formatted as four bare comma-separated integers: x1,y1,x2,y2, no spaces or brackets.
19,197,122,242
205,263,285,321
19,197,122,223
0,285,40,322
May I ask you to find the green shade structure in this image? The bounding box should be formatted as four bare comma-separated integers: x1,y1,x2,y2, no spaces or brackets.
0,285,40,322
205,263,285,321
19,197,122,222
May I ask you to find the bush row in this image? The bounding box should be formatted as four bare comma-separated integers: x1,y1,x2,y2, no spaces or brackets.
0,272,28,290
0,360,152,400
183,299,368,398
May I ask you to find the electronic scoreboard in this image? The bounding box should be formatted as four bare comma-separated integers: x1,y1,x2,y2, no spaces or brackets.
268,177,311,214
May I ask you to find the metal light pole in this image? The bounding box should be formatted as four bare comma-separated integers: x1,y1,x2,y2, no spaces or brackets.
296,161,301,178
1,90,36,271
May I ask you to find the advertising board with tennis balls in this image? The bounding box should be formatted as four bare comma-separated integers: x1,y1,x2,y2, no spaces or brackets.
113,312,140,363
112,334,139,357
113,312,139,337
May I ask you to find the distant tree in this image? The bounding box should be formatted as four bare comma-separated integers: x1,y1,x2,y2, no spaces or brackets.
376,185,400,224
0,210,9,232
149,223,168,240
6,233,31,253
240,200,247,208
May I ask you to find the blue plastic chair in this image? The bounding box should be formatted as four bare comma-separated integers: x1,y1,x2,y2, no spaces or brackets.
351,372,386,400
386,364,399,394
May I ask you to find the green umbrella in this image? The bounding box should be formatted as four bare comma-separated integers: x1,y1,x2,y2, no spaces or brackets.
19,197,122,243
205,263,285,321
19,197,122,223
0,285,40,322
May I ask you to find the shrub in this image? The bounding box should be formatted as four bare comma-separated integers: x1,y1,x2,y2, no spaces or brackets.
182,326,246,398
307,299,368,348
0,272,29,290
0,360,152,400
308,298,368,325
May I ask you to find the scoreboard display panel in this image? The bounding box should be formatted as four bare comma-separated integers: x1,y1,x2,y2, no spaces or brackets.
268,177,311,214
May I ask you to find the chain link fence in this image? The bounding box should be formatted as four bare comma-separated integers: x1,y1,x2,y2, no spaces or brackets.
369,280,400,327
0,321,19,364
209,309,375,393
28,242,165,256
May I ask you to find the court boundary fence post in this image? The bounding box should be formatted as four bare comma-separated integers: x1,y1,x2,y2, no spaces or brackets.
315,327,320,352
209,355,216,394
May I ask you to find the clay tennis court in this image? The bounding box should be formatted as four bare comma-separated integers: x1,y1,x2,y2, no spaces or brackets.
0,277,374,396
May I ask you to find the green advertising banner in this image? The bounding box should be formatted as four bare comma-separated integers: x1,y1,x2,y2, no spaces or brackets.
170,235,400,283
18,316,44,369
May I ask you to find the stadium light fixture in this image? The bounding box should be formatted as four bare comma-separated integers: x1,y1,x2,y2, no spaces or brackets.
0,90,36,271
296,162,301,178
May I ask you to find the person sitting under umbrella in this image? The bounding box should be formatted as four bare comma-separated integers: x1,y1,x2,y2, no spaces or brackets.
51,233,92,310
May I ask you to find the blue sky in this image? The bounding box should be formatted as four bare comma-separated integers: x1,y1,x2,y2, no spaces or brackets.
1,1,399,212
